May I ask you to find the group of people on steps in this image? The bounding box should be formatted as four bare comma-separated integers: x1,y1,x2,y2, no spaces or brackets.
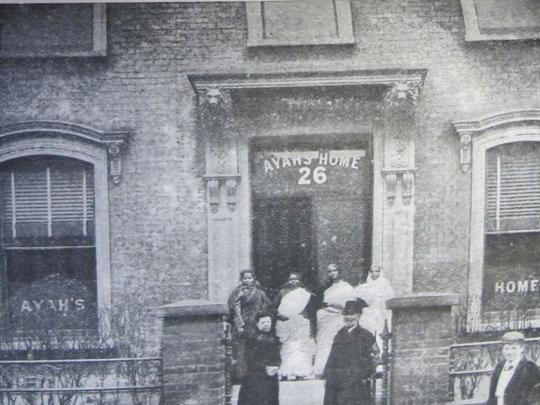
227,263,394,405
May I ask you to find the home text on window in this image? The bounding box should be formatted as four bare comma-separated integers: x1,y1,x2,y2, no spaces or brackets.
482,142,540,313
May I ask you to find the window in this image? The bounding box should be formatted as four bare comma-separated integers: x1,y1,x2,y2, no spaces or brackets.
0,4,106,57
246,0,354,47
0,156,98,331
454,110,540,330
460,0,540,41
0,122,127,334
482,142,540,313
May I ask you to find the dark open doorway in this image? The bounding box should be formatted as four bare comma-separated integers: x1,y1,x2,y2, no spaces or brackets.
252,196,317,298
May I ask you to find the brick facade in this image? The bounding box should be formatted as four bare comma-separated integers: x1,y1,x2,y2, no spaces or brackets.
0,1,539,403
0,1,538,303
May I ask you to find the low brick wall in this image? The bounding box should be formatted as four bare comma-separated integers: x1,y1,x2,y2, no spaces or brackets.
387,293,459,405
160,300,227,405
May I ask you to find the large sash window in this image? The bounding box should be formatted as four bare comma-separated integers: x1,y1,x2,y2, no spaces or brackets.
0,156,98,331
483,142,540,313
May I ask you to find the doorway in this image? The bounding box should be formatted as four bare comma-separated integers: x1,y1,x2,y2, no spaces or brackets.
252,196,317,298
250,136,373,295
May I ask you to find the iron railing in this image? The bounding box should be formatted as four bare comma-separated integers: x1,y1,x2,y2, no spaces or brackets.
0,357,163,405
448,337,540,403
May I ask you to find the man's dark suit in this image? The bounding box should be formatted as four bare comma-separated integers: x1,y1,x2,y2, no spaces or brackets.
323,325,376,405
486,358,540,405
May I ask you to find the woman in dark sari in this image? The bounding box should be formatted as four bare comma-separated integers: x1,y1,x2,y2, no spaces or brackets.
227,269,271,380
238,312,281,405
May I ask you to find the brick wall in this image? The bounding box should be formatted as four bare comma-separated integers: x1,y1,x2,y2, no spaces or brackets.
160,301,227,405
388,294,459,405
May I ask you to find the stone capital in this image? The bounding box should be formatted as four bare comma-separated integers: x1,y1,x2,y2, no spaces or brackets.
197,86,232,107
384,81,422,111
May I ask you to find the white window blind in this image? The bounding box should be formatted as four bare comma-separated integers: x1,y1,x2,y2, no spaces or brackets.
485,143,540,233
1,158,94,240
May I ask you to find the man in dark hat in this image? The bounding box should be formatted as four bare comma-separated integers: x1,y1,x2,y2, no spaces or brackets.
486,331,540,405
323,298,379,405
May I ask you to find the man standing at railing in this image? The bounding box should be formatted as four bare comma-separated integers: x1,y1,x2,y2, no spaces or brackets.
323,298,379,405
485,331,540,405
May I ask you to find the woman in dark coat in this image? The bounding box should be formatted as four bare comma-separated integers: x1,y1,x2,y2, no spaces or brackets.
227,269,271,380
238,312,281,405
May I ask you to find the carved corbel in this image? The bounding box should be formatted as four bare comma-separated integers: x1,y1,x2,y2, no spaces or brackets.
204,176,240,213
459,133,472,173
207,179,220,213
225,178,239,212
107,143,124,185
384,81,422,112
402,172,414,206
199,87,232,107
385,172,398,207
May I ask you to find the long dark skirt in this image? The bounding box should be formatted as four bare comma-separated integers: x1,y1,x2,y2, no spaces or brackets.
238,373,279,405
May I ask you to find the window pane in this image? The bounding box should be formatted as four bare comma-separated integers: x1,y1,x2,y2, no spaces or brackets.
6,248,97,331
485,142,540,233
0,4,95,54
482,233,540,312
0,156,95,247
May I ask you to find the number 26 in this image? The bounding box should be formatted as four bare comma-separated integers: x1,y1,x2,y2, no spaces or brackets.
298,166,327,185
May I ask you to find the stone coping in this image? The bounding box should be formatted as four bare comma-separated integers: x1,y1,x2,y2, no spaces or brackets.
386,293,459,310
159,299,228,318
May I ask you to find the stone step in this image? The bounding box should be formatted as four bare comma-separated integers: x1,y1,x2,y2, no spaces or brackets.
232,379,325,405
232,378,384,405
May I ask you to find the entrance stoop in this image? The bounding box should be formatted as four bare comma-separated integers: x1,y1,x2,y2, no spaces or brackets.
232,379,383,405
232,379,325,405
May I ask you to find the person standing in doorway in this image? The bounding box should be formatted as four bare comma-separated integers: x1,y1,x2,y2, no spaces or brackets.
227,269,271,381
274,272,316,380
323,298,378,405
314,263,354,376
353,265,395,349
485,331,540,405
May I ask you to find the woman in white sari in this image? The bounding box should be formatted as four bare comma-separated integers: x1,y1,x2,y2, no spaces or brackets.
313,263,354,376
274,273,315,379
353,265,395,348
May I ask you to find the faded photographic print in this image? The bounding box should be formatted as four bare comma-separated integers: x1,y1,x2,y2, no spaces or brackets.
0,1,539,404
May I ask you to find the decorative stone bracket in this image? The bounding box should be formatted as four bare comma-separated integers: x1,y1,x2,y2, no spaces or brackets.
204,175,240,213
197,86,232,107
383,169,415,207
458,133,472,173
384,81,421,109
107,141,127,185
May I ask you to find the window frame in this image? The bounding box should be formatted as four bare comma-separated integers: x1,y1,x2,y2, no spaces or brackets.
245,0,355,47
0,3,106,58
455,111,540,331
0,122,127,334
460,0,540,41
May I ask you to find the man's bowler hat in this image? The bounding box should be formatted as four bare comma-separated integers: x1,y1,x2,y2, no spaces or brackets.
343,298,369,315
